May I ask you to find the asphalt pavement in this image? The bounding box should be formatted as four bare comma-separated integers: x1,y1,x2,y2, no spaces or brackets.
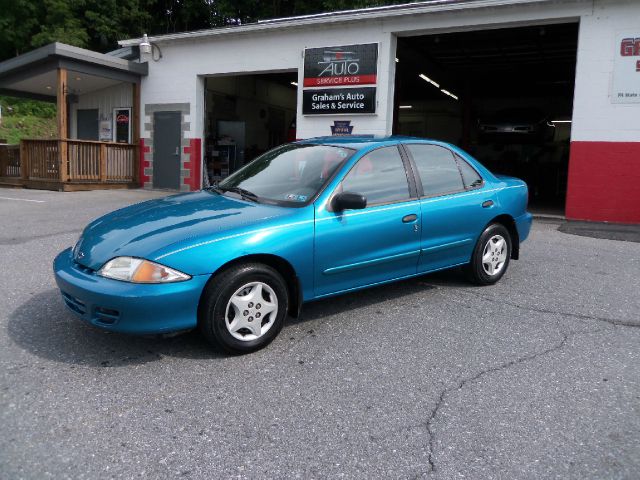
1,189,639,479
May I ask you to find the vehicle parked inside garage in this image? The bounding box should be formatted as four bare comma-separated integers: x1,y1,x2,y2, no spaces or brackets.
54,136,532,353
478,108,556,144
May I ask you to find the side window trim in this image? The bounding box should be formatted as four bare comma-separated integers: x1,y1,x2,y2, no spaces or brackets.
331,144,417,210
397,144,419,199
399,143,423,197
402,143,468,199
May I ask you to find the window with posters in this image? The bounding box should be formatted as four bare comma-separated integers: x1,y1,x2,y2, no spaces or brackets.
113,108,132,143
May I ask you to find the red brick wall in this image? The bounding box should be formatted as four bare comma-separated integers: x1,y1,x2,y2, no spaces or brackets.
566,141,640,224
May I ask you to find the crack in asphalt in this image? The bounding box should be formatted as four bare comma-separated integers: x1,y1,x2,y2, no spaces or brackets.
376,281,639,476
424,330,575,474
459,289,640,328
420,282,637,329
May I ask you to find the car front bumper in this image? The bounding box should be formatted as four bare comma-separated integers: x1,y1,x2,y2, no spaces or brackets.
53,248,210,334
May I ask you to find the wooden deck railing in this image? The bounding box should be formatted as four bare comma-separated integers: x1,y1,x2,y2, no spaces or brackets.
23,140,60,180
0,144,21,177
1,139,137,188
65,140,136,182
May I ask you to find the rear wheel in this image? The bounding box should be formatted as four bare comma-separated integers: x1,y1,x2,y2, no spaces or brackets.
199,263,288,354
466,223,512,285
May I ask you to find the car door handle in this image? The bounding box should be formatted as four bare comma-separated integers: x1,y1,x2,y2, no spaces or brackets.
402,214,418,223
482,200,494,208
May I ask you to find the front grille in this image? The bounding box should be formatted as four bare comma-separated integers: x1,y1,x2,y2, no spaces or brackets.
93,307,120,325
73,261,95,275
62,292,87,315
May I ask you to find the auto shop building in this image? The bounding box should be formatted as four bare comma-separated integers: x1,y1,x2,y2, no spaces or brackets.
4,0,639,223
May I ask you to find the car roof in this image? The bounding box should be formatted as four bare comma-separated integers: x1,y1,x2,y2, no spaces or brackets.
295,135,443,149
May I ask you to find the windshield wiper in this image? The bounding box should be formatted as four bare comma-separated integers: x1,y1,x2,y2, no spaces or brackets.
220,186,260,202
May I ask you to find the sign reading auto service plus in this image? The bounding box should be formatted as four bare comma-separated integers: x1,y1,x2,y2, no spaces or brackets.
612,34,640,103
302,43,378,115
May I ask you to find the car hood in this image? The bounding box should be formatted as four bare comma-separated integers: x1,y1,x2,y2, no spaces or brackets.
74,191,293,271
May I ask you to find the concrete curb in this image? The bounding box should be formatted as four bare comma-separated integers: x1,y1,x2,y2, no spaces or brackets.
557,220,640,243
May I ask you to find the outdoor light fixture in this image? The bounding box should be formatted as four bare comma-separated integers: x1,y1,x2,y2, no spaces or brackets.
139,33,162,61
399,105,413,109
395,57,399,63
419,74,440,88
440,89,458,101
291,81,298,86
139,34,152,54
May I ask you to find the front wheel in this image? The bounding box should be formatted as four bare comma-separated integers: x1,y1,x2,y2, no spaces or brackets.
466,223,512,285
199,263,288,354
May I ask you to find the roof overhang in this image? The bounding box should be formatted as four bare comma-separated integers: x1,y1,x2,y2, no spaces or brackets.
118,0,557,47
0,42,147,102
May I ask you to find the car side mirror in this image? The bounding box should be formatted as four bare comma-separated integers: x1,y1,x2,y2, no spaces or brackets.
333,192,367,211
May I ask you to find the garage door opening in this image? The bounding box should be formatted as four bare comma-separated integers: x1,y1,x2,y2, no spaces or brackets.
204,72,298,183
394,23,579,215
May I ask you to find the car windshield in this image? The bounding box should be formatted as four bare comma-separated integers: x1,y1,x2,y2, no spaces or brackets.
217,143,355,205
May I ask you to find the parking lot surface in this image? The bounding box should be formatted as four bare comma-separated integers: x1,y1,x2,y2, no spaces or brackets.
1,189,639,479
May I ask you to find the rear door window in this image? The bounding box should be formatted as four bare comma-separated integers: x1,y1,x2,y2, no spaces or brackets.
406,144,464,196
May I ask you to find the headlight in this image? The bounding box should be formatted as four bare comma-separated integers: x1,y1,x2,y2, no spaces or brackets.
98,257,191,283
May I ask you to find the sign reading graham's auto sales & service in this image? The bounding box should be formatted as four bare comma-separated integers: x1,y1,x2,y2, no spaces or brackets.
302,43,378,115
302,87,376,115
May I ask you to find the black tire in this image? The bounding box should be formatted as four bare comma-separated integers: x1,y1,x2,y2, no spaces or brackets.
199,263,288,354
466,223,512,286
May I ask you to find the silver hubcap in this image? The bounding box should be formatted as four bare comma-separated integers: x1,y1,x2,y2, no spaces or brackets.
225,282,278,341
482,234,508,276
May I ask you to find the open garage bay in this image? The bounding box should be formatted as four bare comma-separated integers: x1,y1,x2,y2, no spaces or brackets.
395,23,579,217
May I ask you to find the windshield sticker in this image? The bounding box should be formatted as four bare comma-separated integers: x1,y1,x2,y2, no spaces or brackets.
286,194,308,202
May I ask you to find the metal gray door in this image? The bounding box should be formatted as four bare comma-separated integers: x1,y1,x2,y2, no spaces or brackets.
153,111,181,189
76,109,99,140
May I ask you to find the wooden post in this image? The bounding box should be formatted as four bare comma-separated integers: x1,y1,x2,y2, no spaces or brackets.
57,68,69,183
100,143,107,182
20,140,28,180
132,81,141,184
0,145,6,177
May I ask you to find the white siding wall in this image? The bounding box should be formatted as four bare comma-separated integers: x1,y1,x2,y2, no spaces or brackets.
572,0,640,142
70,82,132,140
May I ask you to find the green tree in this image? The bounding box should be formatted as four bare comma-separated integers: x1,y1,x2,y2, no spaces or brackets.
31,0,90,48
83,0,157,50
0,0,40,57
0,0,412,62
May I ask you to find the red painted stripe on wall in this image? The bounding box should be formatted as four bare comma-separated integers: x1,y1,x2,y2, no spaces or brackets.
566,141,640,224
182,138,202,192
139,138,150,185
303,74,377,87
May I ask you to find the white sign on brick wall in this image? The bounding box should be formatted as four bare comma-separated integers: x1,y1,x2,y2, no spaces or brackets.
612,33,640,103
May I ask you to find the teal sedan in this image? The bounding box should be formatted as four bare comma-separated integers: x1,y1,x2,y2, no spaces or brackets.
54,136,532,354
